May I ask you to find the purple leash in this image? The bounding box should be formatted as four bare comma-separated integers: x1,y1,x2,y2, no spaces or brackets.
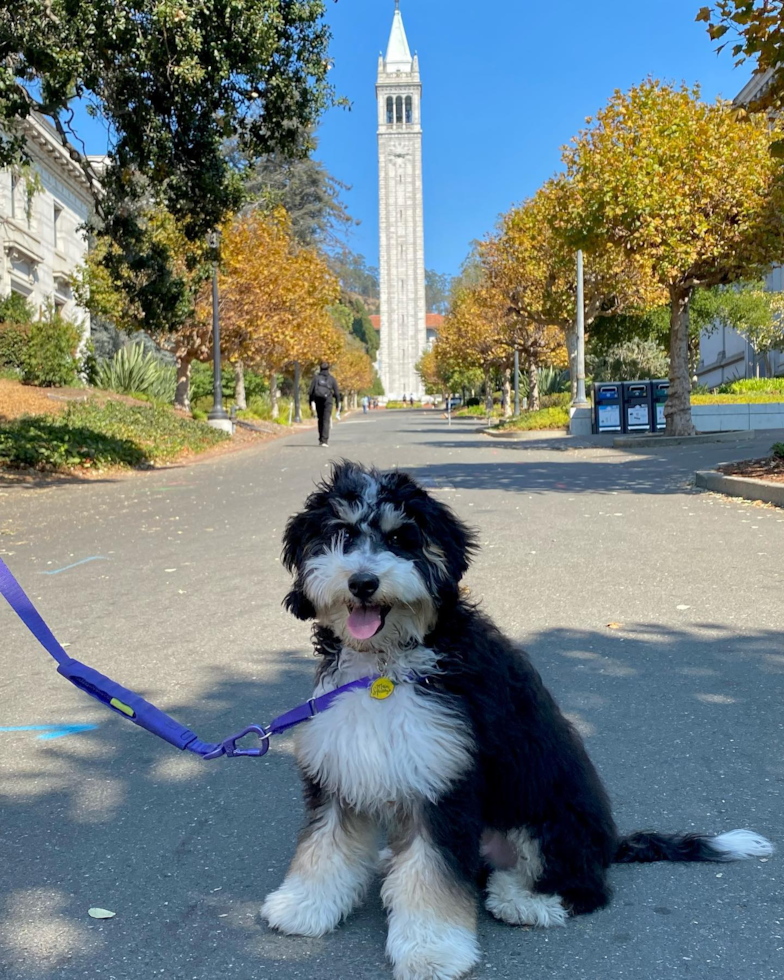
0,556,378,761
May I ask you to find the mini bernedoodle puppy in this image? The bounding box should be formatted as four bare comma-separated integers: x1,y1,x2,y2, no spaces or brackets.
261,461,772,980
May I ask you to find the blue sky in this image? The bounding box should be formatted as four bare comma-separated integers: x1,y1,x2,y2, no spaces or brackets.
73,1,753,278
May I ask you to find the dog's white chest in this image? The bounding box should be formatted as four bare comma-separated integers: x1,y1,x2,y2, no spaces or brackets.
295,680,473,811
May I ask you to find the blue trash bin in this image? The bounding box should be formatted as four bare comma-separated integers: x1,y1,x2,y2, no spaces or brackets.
593,383,623,433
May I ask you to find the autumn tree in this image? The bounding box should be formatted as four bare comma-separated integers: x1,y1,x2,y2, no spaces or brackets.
700,2,784,111
563,80,784,434
332,336,375,408
437,283,509,412
203,208,341,418
484,179,660,404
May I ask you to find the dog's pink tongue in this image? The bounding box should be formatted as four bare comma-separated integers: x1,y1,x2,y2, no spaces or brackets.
347,605,383,640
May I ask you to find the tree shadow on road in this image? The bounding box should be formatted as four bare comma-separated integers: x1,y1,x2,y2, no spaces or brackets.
1,623,781,980
402,456,698,497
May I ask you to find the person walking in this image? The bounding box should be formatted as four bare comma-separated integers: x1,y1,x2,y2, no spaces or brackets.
362,395,369,414
309,362,340,447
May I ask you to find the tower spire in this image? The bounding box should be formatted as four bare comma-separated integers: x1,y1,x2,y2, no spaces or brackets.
385,2,412,73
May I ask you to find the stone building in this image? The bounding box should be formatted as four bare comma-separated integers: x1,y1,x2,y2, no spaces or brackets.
376,2,427,400
0,112,98,340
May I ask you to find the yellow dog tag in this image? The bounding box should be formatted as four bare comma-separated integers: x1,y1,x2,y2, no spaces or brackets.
370,677,395,701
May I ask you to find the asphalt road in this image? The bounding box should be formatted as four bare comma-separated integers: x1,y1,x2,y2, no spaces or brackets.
1,412,783,980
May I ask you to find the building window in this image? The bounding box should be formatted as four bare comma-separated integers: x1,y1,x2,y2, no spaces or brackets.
53,203,63,251
405,96,413,124
386,96,394,124
10,174,17,219
395,96,403,124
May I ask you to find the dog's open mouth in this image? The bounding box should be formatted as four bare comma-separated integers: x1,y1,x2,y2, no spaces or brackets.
346,603,388,640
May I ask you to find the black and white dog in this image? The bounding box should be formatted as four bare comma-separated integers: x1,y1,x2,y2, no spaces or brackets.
262,461,772,980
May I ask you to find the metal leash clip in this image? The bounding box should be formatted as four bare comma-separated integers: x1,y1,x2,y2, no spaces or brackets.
204,725,272,760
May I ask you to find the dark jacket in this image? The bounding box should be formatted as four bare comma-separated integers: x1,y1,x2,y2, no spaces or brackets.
309,369,340,404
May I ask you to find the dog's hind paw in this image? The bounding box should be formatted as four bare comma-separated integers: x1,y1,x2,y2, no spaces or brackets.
485,873,568,928
387,919,480,980
261,876,344,937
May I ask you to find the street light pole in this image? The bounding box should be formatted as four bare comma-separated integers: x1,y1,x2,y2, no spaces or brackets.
575,249,588,406
569,249,592,435
293,361,302,423
207,230,231,433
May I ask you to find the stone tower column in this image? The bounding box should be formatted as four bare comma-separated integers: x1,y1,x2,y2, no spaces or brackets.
377,3,427,401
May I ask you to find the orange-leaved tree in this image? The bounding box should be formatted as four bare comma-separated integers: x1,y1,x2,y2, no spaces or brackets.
563,80,784,434
483,178,661,406
331,335,375,408
199,208,341,417
438,281,509,412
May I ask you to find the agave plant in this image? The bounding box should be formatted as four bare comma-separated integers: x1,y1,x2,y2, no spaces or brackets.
518,366,570,397
96,343,176,402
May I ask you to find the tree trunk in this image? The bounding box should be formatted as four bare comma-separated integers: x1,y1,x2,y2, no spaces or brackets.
666,286,696,436
234,359,246,411
269,371,279,420
527,360,540,412
175,352,193,413
352,392,358,410
502,367,512,418
567,328,578,401
484,366,493,415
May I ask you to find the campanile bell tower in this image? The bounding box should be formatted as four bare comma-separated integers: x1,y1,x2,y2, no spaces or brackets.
376,2,427,400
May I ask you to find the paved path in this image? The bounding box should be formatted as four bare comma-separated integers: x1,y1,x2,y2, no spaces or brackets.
1,413,782,980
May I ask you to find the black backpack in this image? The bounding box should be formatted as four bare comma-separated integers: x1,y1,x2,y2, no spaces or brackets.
314,374,332,399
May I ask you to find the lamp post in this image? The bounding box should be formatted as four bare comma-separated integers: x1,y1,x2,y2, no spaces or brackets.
569,249,593,435
293,361,302,423
206,230,232,433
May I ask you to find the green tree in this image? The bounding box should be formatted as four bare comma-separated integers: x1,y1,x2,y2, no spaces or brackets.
349,299,379,361
564,80,784,434
426,270,453,315
330,249,380,307
242,145,354,248
1,1,335,325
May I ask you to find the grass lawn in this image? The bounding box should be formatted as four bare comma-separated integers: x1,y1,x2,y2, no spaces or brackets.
0,400,229,472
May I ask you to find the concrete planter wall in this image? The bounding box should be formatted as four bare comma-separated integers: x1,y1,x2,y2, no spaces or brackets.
692,402,784,432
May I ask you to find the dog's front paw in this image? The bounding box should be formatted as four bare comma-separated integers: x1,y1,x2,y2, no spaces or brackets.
261,876,344,937
387,919,480,980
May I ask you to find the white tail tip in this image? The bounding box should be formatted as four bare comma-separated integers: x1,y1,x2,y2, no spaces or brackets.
711,829,774,860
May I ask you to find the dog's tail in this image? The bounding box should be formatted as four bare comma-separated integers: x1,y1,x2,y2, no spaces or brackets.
615,829,773,865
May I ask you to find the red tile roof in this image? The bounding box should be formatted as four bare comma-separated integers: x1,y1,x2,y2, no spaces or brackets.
369,314,443,331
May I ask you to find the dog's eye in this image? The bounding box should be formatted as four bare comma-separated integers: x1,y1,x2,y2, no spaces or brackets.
388,524,421,551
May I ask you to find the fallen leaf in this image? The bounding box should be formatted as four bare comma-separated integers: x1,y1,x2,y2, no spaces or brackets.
606,622,623,630
88,908,116,919
676,604,691,610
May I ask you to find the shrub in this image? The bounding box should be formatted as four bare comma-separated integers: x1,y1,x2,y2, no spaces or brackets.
0,293,34,326
773,442,784,460
587,339,669,383
466,397,481,408
718,377,784,396
0,323,30,370
97,343,176,402
0,401,227,471
21,314,81,387
496,405,570,431
540,392,571,409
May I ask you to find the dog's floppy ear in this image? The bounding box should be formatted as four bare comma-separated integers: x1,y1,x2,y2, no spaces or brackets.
283,581,316,621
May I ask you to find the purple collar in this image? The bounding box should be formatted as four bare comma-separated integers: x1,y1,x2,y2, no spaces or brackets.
204,675,389,760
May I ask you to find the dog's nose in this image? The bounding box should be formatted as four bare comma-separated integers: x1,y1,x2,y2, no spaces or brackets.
348,572,380,603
